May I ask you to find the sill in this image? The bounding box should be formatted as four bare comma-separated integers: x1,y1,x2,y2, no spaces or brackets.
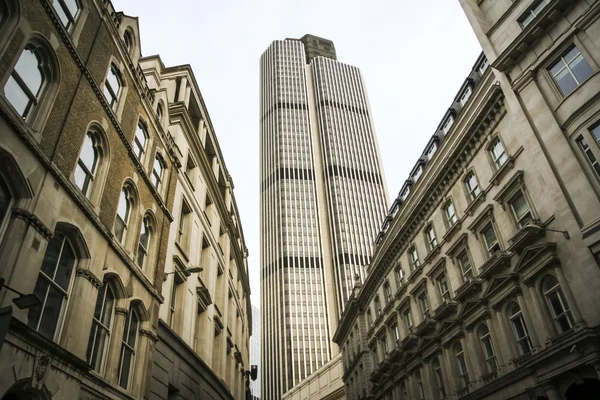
442,220,462,242
423,245,442,265
183,172,196,191
407,265,424,283
507,221,545,253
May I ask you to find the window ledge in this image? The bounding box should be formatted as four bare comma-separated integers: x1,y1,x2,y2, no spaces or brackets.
507,221,546,253
442,220,462,242
407,265,424,283
454,278,483,302
479,251,512,279
423,245,442,265
433,300,458,321
464,191,486,217
489,147,522,187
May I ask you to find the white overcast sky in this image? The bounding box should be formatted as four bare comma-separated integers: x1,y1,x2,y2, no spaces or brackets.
112,0,482,307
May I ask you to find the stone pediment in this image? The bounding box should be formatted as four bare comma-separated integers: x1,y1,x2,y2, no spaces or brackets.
456,299,484,321
514,242,559,284
482,273,519,299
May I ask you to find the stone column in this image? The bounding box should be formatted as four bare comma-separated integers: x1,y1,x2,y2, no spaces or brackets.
105,306,129,385
544,382,563,400
135,328,159,399
527,283,553,343
60,267,102,359
461,332,480,387
442,346,458,395
177,77,188,102
486,316,505,371
492,307,517,365
516,293,540,350
554,266,585,327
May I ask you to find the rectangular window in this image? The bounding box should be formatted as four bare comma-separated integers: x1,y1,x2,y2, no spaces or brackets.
413,165,423,181
509,191,532,228
479,58,489,74
460,85,472,106
395,266,404,288
384,281,392,304
392,324,400,343
482,223,500,257
577,136,600,178
458,250,473,281
519,0,550,27
409,247,420,271
548,45,593,96
185,154,197,187
178,200,192,249
418,293,429,318
444,200,458,227
427,142,437,159
442,116,454,134
437,274,451,302
403,309,413,331
401,186,411,201
426,225,437,250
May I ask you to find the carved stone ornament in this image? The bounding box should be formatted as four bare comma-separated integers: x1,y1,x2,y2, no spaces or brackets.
139,328,159,343
31,353,51,390
12,208,53,240
115,307,129,316
75,267,103,290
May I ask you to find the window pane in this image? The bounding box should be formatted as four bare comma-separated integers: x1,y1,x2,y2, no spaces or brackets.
52,0,70,26
114,216,126,242
549,59,566,77
107,67,121,95
101,288,115,327
90,325,108,370
555,68,578,95
54,241,76,290
119,347,133,388
511,192,530,221
139,221,150,249
15,49,43,96
4,75,29,116
564,46,581,63
28,277,49,331
79,134,97,172
569,53,593,84
64,0,79,16
127,313,138,346
38,285,64,339
117,190,129,221
483,225,497,248
591,125,600,144
40,235,63,277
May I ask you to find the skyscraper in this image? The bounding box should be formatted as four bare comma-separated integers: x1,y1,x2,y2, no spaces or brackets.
260,35,389,400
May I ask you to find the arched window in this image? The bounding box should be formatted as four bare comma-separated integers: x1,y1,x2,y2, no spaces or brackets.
464,171,481,201
0,176,13,233
118,308,139,389
489,137,508,169
5,47,43,118
137,215,152,269
103,64,122,111
133,121,148,159
86,281,115,373
114,186,133,244
478,324,497,373
454,342,469,387
156,102,163,124
541,275,573,333
508,302,533,355
432,356,446,399
52,0,81,30
27,232,77,340
123,30,133,55
74,131,99,198
151,155,164,191
4,40,58,129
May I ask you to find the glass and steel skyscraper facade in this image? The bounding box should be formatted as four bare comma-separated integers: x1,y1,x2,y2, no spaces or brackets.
260,35,388,400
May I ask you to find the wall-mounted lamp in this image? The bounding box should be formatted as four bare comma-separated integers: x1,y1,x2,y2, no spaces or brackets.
163,266,203,281
0,277,41,310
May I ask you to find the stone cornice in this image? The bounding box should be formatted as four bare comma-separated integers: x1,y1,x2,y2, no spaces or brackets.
12,208,53,240
357,83,506,309
75,267,103,290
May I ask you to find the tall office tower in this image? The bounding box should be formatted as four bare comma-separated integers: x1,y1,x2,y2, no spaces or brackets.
250,305,261,400
260,34,389,400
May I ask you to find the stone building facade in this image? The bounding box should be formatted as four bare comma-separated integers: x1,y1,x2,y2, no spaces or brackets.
140,55,252,400
333,1,600,399
0,1,251,400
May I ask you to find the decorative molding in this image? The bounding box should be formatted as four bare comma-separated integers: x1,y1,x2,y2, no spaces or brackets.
115,307,129,317
75,267,103,290
139,328,159,343
12,208,53,240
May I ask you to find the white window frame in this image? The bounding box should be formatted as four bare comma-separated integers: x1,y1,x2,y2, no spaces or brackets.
459,85,472,107
442,115,454,134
